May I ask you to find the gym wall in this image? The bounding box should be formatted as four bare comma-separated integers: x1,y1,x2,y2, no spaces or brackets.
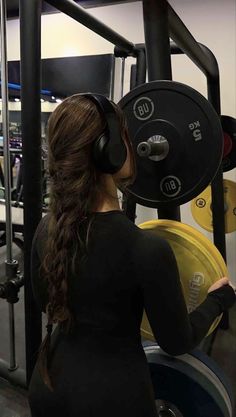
4,0,236,282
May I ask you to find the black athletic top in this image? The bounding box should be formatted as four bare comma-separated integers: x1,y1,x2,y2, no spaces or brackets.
28,211,235,417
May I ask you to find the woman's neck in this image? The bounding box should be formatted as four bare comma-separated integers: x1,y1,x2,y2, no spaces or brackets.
95,199,121,213
94,175,121,213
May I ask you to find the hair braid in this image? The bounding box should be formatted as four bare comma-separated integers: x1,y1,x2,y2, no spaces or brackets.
38,170,96,390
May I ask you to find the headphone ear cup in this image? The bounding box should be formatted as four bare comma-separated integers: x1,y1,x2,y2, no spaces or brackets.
93,134,127,174
93,134,109,171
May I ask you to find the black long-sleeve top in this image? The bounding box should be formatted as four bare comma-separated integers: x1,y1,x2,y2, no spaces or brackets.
31,210,235,356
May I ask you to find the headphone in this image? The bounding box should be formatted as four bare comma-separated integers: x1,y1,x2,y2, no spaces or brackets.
83,93,127,174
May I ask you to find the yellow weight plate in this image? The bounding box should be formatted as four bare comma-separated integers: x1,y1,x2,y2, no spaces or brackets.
139,220,227,341
191,179,236,233
167,220,227,276
140,219,226,276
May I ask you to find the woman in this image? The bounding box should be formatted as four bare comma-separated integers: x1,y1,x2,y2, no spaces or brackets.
29,94,235,417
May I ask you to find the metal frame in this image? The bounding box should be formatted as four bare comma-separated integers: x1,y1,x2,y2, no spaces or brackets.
9,0,226,388
114,0,225,260
19,0,43,386
0,0,28,388
118,38,227,350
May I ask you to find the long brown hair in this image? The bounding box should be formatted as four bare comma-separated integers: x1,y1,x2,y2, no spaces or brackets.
37,94,136,390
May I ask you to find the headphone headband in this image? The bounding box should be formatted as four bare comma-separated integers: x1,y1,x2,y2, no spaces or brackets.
83,93,121,146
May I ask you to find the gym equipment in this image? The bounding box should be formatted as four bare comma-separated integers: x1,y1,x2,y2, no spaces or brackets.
21,0,230,387
0,0,26,388
119,81,223,208
222,116,236,172
139,220,227,339
223,132,233,158
191,179,236,234
143,342,234,417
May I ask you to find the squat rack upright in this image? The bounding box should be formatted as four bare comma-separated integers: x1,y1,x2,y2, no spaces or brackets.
14,0,227,387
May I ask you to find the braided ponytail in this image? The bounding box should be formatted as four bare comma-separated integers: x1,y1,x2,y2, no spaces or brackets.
37,94,136,389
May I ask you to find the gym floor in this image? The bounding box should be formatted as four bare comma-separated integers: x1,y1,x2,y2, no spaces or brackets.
0,244,236,417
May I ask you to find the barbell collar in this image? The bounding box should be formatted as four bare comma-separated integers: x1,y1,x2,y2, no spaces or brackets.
137,136,169,161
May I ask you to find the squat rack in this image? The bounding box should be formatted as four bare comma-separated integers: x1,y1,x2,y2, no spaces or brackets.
0,0,225,388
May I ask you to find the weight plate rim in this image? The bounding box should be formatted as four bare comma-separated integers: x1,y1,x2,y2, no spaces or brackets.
144,341,234,407
161,220,227,276
120,81,223,207
144,345,232,417
147,354,230,417
222,115,236,173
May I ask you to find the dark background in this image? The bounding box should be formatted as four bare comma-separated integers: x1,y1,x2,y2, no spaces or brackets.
7,54,114,99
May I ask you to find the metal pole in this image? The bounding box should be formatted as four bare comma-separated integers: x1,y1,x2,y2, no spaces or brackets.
135,45,146,86
20,0,43,386
199,45,226,261
201,45,228,333
46,0,135,55
170,42,228,337
130,64,137,91
109,56,116,101
142,0,180,221
120,41,219,82
120,57,125,98
168,5,218,80
143,0,172,81
0,0,13,263
0,0,18,372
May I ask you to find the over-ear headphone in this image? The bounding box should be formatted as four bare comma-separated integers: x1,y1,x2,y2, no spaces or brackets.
83,93,127,174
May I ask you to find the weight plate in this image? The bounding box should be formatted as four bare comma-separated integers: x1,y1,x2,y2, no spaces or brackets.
141,219,227,275
223,132,233,158
139,220,227,339
222,116,236,172
189,349,235,409
119,81,223,208
191,179,236,233
144,344,233,417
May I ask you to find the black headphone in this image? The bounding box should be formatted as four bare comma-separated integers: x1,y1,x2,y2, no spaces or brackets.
83,93,127,174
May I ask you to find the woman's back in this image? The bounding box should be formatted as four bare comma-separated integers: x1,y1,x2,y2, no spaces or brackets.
29,211,160,417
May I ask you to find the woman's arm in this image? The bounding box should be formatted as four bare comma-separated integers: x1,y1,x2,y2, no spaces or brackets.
135,232,235,355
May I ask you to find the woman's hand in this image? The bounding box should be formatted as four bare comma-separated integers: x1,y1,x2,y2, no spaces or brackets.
208,277,236,293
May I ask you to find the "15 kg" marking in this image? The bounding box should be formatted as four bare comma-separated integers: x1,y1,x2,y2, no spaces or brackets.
189,120,202,141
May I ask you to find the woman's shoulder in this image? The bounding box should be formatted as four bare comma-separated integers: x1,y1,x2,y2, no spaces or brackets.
134,227,172,254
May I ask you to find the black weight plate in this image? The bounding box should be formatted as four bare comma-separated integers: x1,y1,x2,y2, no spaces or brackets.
190,349,235,410
119,81,223,208
222,115,236,172
144,344,233,417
